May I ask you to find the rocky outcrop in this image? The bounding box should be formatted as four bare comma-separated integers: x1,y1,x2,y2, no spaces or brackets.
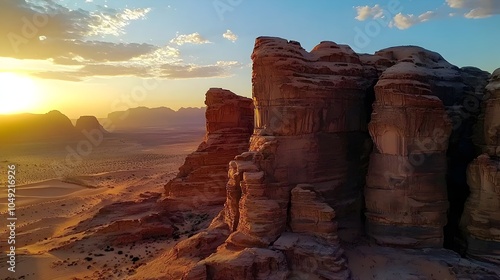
175,37,375,280
75,115,108,134
272,185,350,279
365,47,457,247
482,69,500,154
164,88,253,207
246,37,376,241
186,246,289,280
461,68,500,264
131,212,231,280
157,37,496,278
364,47,491,248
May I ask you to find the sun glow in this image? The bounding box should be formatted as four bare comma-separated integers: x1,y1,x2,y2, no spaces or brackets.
0,72,41,114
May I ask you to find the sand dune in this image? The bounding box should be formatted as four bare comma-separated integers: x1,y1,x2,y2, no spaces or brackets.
0,180,97,210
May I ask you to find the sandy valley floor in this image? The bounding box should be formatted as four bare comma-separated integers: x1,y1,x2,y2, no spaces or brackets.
0,128,207,280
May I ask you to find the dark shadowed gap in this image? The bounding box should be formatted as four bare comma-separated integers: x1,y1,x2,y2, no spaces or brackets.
360,81,377,231
443,113,478,255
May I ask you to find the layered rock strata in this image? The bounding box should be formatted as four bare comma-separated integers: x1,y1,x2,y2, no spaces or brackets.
177,37,374,279
272,185,350,279
461,68,500,263
164,88,253,207
247,37,376,241
365,47,460,247
155,38,497,279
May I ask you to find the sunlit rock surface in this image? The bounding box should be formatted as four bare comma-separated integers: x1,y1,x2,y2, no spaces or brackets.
164,88,253,207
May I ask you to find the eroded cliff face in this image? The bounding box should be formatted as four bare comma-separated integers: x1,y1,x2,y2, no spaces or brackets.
365,47,456,247
177,37,378,279
149,38,499,279
245,37,377,242
164,88,253,208
363,47,493,249
461,69,500,264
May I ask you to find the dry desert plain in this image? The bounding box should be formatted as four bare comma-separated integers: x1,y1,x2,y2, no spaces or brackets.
0,127,213,280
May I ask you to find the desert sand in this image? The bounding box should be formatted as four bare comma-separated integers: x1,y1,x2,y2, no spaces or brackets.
0,128,206,279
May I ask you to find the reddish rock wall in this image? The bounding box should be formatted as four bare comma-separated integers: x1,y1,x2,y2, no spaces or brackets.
152,38,497,279
365,47,456,247
164,88,253,207
461,68,500,264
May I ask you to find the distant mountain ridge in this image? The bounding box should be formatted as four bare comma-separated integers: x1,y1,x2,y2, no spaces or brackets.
0,110,79,144
0,111,107,145
0,106,206,144
106,106,206,131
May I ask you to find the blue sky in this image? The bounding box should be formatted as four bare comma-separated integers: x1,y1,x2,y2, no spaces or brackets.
0,0,499,117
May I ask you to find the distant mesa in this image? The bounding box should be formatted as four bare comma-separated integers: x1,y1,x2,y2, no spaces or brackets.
75,115,108,134
0,110,107,145
106,106,206,131
0,105,205,144
0,110,78,144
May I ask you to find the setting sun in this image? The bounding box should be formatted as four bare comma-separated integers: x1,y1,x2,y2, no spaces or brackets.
0,72,41,114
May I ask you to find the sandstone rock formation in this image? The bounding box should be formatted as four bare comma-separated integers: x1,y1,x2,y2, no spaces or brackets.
131,212,231,279
75,115,108,134
364,47,491,248
273,185,350,279
247,37,376,241
365,47,456,247
461,68,500,264
152,37,498,279
164,88,253,207
169,37,376,279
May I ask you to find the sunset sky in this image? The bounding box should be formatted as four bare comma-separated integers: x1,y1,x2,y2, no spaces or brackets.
0,0,499,118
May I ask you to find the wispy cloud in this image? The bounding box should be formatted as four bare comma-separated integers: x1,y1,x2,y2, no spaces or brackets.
0,0,154,60
0,1,240,81
446,0,500,18
355,4,384,21
169,32,212,46
222,29,238,42
390,11,438,30
355,1,498,31
31,60,241,81
86,7,151,37
160,61,241,79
